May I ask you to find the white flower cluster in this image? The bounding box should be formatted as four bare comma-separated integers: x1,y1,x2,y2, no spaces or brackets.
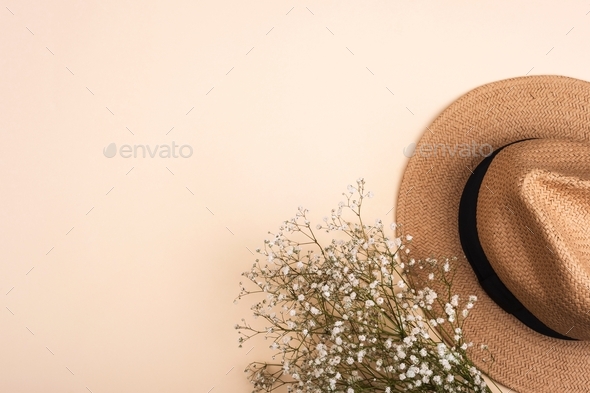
236,179,491,393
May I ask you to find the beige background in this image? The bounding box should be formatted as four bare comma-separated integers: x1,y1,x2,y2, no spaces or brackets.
1,1,589,392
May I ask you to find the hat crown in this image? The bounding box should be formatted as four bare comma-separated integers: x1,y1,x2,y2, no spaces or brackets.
478,139,590,340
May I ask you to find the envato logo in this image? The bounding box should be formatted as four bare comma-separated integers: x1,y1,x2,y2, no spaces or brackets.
403,142,493,158
103,142,193,158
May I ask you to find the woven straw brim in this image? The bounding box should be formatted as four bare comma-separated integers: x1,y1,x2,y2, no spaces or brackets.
395,75,590,393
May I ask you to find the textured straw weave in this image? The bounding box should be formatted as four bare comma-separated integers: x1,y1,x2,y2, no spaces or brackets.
478,139,590,341
395,75,590,393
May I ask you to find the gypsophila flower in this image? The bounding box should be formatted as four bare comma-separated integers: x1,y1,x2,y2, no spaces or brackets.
235,179,494,393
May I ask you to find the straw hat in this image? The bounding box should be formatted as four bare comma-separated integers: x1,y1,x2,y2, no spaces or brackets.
395,75,590,393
